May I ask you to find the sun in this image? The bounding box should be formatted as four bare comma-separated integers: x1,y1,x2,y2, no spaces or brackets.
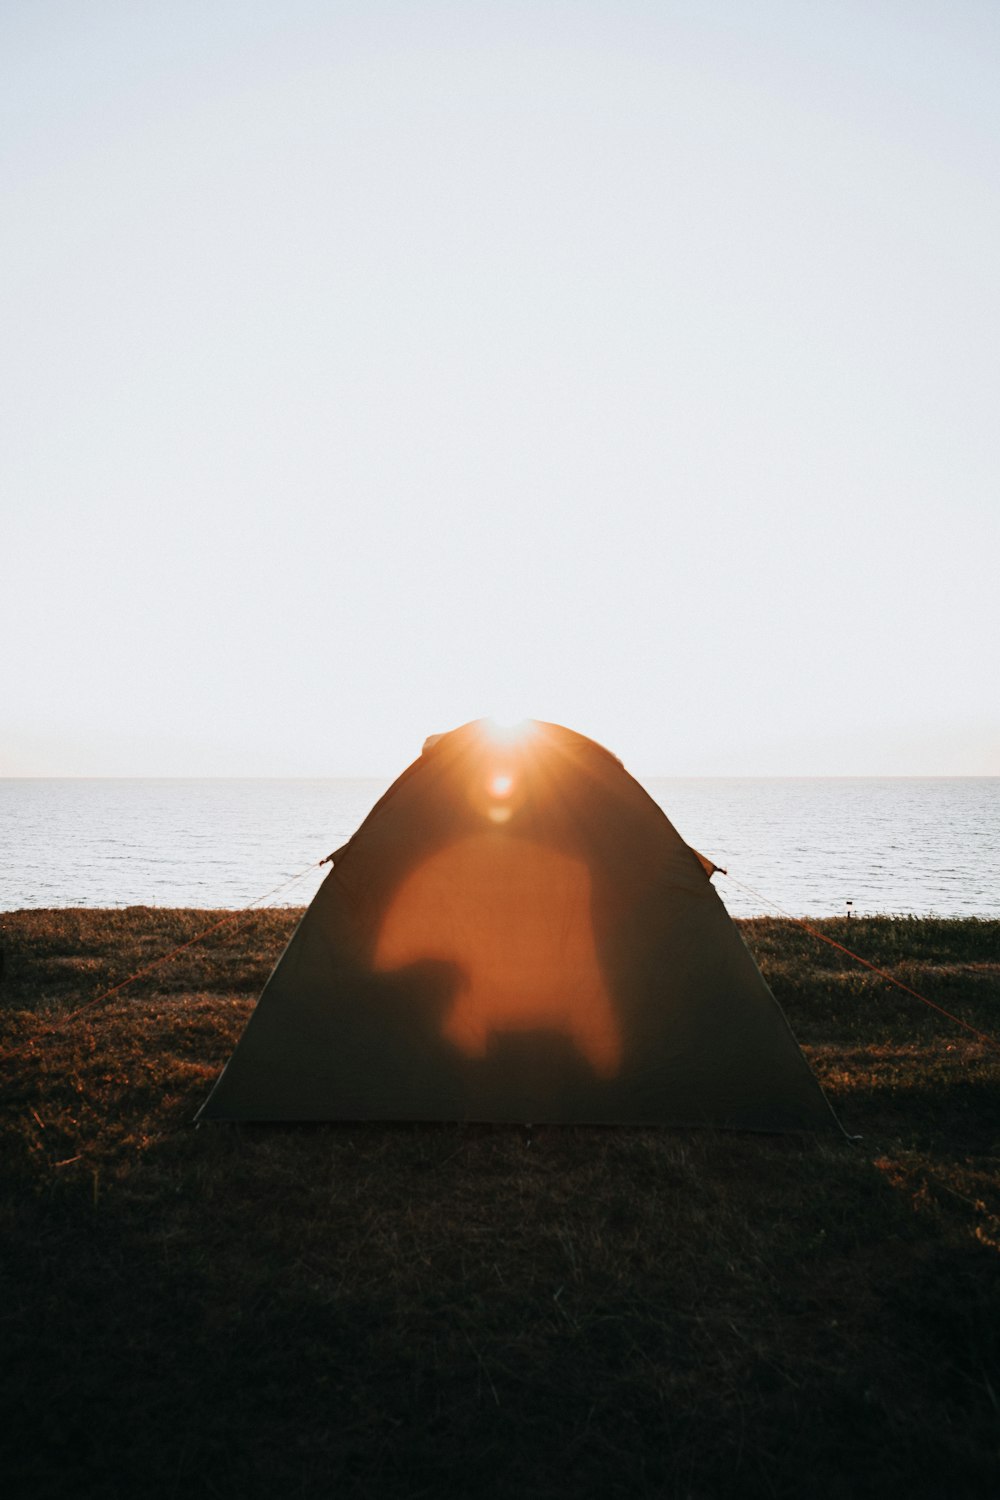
482,716,537,746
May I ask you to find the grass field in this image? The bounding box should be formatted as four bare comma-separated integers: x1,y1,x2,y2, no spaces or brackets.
1,908,998,1499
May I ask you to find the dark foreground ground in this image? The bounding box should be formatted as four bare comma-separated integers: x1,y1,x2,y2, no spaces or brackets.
1,909,998,1499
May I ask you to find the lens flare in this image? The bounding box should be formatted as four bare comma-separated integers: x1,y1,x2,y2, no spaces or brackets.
490,773,514,798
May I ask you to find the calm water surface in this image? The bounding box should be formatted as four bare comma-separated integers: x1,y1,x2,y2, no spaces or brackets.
1,777,997,919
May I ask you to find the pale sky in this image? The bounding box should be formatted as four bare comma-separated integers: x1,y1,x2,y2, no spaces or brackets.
3,1,998,777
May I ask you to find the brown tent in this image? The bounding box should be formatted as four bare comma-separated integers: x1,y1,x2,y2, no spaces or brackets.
198,719,840,1131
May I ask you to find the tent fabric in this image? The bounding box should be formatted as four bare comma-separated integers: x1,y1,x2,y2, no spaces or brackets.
198,719,841,1131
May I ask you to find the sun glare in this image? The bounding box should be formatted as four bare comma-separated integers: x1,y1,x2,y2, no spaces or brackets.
483,717,536,745
489,773,514,798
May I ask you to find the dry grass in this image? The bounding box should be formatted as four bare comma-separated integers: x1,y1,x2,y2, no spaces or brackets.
1,910,998,1499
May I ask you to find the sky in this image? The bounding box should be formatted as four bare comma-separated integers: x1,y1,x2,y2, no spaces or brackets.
3,0,998,777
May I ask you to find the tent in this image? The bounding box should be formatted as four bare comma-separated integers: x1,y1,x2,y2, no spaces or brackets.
198,719,840,1131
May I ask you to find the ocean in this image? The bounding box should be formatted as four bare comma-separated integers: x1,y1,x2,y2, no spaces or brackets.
1,777,997,919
